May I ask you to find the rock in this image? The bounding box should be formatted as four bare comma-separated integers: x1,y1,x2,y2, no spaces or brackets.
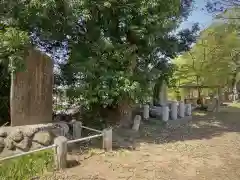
0,129,7,137
33,131,53,146
0,137,5,152
16,137,30,151
4,138,15,150
51,128,63,137
24,128,38,137
31,142,44,149
9,130,24,143
54,122,70,135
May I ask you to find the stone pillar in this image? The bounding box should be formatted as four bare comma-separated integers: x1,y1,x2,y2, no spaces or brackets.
11,49,53,126
162,106,169,122
170,101,178,120
132,115,141,131
143,104,149,120
179,101,185,118
185,104,192,116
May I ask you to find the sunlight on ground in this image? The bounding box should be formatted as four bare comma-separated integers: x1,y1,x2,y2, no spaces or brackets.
227,103,240,108
193,112,207,116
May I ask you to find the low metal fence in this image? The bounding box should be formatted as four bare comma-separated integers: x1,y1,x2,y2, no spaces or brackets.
0,122,112,170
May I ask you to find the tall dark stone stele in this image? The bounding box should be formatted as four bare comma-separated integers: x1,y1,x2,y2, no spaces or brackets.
10,49,53,126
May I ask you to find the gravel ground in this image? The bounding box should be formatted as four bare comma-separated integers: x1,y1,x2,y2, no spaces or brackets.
42,105,240,180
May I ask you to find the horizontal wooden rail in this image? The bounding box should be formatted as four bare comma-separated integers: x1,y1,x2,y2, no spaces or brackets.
0,126,112,170
67,133,103,144
81,125,102,133
0,144,56,162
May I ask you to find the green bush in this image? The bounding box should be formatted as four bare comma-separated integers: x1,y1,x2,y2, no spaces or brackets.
0,150,54,180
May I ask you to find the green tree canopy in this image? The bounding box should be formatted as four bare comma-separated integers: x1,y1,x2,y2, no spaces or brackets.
1,0,198,126
174,16,240,94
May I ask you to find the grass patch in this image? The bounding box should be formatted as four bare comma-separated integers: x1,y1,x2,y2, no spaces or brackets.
0,149,54,180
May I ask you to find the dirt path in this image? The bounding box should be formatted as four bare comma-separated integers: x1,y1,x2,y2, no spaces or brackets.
43,105,240,180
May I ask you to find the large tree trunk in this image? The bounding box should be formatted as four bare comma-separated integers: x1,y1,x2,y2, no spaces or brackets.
117,98,133,128
153,81,161,106
117,30,138,128
153,78,168,106
10,49,53,126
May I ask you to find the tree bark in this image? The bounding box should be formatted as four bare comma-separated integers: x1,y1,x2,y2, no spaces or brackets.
153,81,161,106
10,49,53,126
117,98,133,128
116,30,137,128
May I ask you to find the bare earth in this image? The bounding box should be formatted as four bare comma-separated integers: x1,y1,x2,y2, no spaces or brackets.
43,105,240,180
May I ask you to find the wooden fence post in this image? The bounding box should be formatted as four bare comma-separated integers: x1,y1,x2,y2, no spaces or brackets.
54,136,68,170
72,120,82,139
103,128,112,151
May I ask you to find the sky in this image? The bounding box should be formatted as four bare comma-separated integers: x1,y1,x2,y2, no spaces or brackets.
180,0,214,30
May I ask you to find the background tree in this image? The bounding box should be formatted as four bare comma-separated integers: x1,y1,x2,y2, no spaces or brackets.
58,0,199,127
206,0,240,15
1,0,197,127
174,17,240,100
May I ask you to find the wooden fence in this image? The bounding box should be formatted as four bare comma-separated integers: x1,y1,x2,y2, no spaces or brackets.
0,123,112,170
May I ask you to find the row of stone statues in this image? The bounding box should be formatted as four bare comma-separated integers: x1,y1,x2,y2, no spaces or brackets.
142,101,192,121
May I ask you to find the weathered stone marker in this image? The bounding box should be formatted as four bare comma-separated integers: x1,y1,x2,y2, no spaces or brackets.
170,101,178,120
11,49,53,126
143,104,149,120
132,115,141,131
54,136,67,170
103,128,112,151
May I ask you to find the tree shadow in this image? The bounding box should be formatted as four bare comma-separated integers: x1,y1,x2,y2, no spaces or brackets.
67,159,80,168
132,105,240,147
65,104,240,156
